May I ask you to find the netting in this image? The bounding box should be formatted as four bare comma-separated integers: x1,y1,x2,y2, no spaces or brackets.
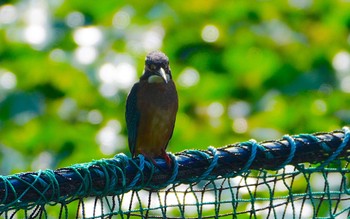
1,127,350,218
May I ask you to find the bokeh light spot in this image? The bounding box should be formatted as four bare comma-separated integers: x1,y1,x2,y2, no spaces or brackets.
96,120,126,155
25,5,47,25
87,110,103,124
31,152,53,170
201,24,219,43
73,26,102,47
99,63,116,83
228,101,251,119
143,26,165,51
207,102,224,118
0,70,17,90
340,76,350,93
177,67,200,88
74,46,97,65
99,83,119,98
289,0,313,9
255,20,294,45
113,11,130,29
126,25,164,53
24,25,47,45
114,63,137,87
66,11,84,28
251,128,281,141
49,48,66,62
0,4,17,24
58,98,77,120
311,99,327,115
232,118,248,134
98,61,137,96
332,51,350,73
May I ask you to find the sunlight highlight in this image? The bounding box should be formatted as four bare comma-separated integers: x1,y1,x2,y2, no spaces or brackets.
207,102,224,118
74,46,98,65
87,110,103,124
340,76,350,93
228,101,251,119
24,25,47,45
113,10,130,29
0,70,17,90
98,61,137,97
0,4,17,24
73,26,103,47
143,26,165,51
177,67,200,88
201,24,219,43
96,120,126,155
232,118,248,134
66,11,85,28
332,51,350,73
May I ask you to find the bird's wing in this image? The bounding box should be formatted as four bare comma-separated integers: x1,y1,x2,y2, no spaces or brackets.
125,83,140,157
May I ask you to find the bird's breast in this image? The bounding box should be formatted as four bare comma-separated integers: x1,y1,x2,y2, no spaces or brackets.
135,80,178,155
137,81,178,110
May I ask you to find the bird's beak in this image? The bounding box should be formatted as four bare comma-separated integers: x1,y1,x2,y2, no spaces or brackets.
156,67,168,84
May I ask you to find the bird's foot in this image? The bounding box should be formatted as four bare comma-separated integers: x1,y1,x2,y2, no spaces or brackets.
138,151,171,172
161,150,172,168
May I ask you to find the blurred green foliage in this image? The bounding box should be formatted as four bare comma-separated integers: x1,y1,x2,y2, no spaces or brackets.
0,0,350,174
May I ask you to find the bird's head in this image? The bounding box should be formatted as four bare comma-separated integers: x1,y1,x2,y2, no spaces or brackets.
140,51,172,84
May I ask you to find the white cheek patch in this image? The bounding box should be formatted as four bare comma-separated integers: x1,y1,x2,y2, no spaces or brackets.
147,73,170,84
148,75,164,83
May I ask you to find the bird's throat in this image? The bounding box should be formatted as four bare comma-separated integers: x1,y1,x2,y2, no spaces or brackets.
148,74,170,84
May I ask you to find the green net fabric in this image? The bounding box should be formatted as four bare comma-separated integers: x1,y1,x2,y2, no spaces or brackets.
1,128,350,218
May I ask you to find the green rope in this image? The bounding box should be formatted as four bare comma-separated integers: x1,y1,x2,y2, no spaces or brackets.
236,139,258,175
272,135,296,170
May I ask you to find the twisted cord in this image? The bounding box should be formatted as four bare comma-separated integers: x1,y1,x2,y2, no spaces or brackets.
296,133,332,152
271,135,297,170
188,146,218,181
180,146,219,183
70,163,93,196
107,153,129,195
316,126,350,170
125,155,144,191
236,139,259,175
161,153,179,186
42,169,60,203
201,146,218,180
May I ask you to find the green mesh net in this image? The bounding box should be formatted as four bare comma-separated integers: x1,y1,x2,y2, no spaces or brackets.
1,128,350,218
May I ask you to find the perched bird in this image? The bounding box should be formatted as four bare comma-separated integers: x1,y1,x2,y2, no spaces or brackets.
126,51,178,167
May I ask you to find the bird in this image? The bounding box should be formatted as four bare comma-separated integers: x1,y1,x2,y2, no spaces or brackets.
126,51,178,167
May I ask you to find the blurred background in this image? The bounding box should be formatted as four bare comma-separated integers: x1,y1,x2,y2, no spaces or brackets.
0,0,350,174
